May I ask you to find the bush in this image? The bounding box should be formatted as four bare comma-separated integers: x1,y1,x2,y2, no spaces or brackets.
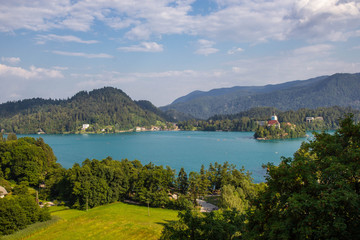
0,194,50,236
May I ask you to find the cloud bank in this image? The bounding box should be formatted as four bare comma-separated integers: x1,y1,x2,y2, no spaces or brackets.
0,0,358,43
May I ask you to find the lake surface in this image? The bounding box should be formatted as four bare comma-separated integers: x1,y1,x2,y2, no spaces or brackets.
20,131,313,183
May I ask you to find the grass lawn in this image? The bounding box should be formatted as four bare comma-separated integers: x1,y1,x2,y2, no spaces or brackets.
8,203,178,240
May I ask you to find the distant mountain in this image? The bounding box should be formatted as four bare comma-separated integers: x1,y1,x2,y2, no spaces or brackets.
0,87,168,134
161,73,360,119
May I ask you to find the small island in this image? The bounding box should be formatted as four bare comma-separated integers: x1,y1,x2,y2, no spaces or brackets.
254,114,306,140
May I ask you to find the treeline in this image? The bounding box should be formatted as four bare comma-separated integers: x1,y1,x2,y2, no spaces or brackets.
52,160,259,211
177,106,360,132
0,87,167,134
161,115,360,239
0,136,55,236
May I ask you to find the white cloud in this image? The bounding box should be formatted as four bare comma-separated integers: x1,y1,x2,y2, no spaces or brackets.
228,47,244,55
1,57,21,65
118,42,164,52
53,66,69,70
52,51,113,59
36,34,98,44
293,44,334,55
0,0,359,43
195,39,219,56
288,0,360,41
232,67,246,73
0,64,63,79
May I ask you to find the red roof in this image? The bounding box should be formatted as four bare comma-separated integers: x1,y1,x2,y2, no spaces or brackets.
268,120,280,126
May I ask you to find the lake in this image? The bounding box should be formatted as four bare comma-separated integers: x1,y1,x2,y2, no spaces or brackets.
20,131,313,183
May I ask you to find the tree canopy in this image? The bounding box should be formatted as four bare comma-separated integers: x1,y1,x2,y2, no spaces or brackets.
246,115,360,239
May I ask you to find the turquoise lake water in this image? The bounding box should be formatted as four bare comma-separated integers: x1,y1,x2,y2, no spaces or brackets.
20,131,313,183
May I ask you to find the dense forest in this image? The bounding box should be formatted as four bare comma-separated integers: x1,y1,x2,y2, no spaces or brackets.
0,135,54,235
0,87,171,134
162,73,360,119
1,115,360,238
177,106,360,132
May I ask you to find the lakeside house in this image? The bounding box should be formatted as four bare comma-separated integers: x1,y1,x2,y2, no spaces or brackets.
306,117,314,123
0,186,8,198
82,124,90,130
306,116,324,123
37,128,45,134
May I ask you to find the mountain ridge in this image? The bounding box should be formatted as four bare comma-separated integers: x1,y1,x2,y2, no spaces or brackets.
161,73,360,119
0,87,169,134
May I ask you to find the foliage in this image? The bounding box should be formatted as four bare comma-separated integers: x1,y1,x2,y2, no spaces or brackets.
1,216,60,240
0,137,59,187
0,194,50,236
177,167,188,195
160,209,245,240
245,115,360,239
135,100,175,122
6,133,17,141
0,87,166,134
55,158,175,209
0,177,11,192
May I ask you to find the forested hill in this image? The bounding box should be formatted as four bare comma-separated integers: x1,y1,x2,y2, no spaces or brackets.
161,73,360,119
0,87,168,134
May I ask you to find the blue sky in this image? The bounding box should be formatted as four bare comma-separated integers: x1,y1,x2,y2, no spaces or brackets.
1,0,360,106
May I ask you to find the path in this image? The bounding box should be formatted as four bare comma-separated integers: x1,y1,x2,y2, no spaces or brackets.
196,199,219,212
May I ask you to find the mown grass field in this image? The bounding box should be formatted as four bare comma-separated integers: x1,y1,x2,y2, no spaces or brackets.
4,203,178,240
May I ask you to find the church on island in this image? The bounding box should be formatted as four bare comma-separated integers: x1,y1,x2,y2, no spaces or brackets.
267,114,280,129
258,114,281,129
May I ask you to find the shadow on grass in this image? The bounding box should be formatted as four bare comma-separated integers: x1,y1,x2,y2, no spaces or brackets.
156,219,178,227
1,216,61,240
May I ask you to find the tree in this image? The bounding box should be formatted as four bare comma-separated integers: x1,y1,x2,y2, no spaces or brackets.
161,209,245,240
188,172,200,205
0,137,58,186
177,167,188,194
0,193,50,236
6,133,17,141
198,165,210,198
246,115,360,239
220,184,248,212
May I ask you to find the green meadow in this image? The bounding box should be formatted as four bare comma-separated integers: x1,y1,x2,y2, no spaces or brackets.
4,203,178,240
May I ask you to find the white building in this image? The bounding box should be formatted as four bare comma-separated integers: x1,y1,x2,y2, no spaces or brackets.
82,124,90,130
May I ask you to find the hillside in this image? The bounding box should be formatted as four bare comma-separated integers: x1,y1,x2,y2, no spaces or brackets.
161,73,360,119
0,87,168,134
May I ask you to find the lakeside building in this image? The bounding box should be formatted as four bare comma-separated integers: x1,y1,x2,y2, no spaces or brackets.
306,116,324,123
